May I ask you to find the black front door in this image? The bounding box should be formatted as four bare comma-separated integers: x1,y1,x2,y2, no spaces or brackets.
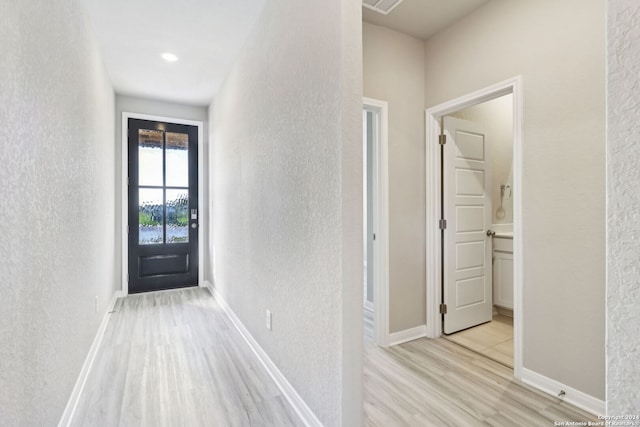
128,118,198,293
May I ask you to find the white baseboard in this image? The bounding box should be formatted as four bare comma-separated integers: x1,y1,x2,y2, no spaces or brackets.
58,290,122,427
520,368,605,416
389,324,427,346
363,300,374,313
205,283,322,427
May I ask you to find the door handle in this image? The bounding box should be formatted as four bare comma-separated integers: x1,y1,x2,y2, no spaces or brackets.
486,229,496,237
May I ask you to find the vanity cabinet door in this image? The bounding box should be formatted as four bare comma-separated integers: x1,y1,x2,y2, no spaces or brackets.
493,251,513,309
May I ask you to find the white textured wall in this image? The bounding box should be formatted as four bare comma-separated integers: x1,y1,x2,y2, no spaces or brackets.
0,1,116,425
114,96,210,286
425,0,606,399
363,23,426,333
607,0,640,414
210,0,362,425
453,95,514,224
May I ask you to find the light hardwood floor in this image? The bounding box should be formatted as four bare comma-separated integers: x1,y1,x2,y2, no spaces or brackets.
72,288,597,427
71,287,302,427
363,311,597,426
444,314,514,368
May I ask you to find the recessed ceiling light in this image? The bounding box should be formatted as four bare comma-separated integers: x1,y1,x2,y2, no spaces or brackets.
161,53,178,62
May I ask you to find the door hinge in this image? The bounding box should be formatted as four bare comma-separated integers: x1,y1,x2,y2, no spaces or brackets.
439,219,447,230
373,233,376,241
439,303,447,314
439,134,447,145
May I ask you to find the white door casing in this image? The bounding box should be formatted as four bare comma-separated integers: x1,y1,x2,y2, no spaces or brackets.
425,76,523,378
443,116,493,334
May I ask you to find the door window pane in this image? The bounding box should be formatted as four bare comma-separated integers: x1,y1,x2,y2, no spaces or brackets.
139,129,164,186
166,132,189,187
139,188,164,245
166,190,188,243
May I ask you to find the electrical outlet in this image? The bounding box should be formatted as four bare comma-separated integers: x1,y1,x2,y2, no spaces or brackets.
266,310,272,331
94,296,98,313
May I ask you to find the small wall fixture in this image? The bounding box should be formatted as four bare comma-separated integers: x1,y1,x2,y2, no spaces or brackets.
161,52,178,62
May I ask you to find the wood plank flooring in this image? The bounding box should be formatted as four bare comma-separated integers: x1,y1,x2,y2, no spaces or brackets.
71,287,301,427
72,288,598,427
363,311,598,426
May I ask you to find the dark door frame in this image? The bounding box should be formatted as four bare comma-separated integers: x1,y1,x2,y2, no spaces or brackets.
121,112,205,295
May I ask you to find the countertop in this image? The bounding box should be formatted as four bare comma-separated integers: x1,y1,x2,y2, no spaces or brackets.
494,232,513,239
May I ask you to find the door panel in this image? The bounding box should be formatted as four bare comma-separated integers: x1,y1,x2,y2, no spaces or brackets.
456,169,485,196
456,277,485,307
456,206,484,232
443,116,492,334
139,254,189,277
456,241,484,269
128,118,198,293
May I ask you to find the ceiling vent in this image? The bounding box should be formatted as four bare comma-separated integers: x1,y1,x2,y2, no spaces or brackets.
363,0,406,15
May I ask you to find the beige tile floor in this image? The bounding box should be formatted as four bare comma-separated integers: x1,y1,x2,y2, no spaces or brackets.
444,313,514,368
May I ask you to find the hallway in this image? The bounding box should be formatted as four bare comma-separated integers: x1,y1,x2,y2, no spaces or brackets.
72,288,300,427
73,289,598,426
3,0,639,423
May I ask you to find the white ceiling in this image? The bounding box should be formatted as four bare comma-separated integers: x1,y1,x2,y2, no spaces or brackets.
363,0,490,40
80,0,267,106
81,0,486,106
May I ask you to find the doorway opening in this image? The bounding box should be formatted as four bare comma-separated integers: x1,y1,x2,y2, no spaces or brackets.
363,98,390,347
425,77,523,378
121,113,205,295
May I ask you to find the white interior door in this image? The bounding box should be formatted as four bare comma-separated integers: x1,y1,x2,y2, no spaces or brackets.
363,108,376,310
443,116,492,334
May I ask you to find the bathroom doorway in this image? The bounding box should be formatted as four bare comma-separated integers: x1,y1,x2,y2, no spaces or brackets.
442,95,514,367
425,78,523,376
